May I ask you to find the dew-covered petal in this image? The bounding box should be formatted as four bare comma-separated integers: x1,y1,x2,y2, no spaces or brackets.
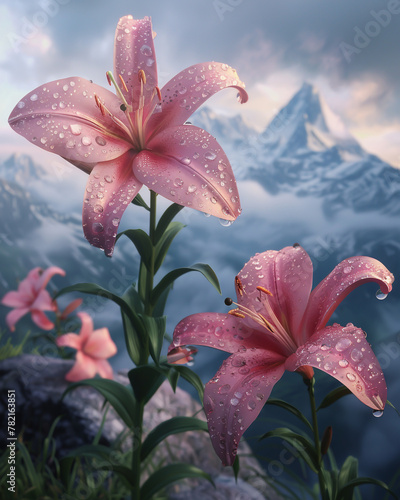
64,351,98,382
134,125,241,220
84,327,117,359
147,62,248,137
56,332,83,351
9,77,132,163
31,310,55,331
170,313,269,355
114,16,158,112
5,308,30,331
35,266,66,291
204,350,285,466
301,256,394,336
285,324,387,410
1,290,29,308
82,150,142,256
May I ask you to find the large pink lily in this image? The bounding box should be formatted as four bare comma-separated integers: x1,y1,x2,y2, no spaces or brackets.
8,15,248,257
168,245,394,465
56,312,117,381
1,266,65,331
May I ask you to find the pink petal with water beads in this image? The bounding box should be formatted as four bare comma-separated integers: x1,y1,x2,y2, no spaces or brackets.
134,125,241,219
9,77,132,164
30,310,55,331
82,150,142,256
204,350,286,466
113,16,158,112
285,324,387,411
169,313,267,355
147,62,248,138
84,327,117,359
5,308,30,331
301,257,394,339
64,351,98,382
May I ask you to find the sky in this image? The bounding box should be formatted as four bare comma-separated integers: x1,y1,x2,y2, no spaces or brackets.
1,0,400,166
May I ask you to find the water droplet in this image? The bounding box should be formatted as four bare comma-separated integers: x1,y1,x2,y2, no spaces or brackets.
343,266,352,274
335,338,352,352
93,204,103,214
174,178,184,187
112,218,120,227
373,410,383,418
218,384,231,394
82,136,92,146
205,151,217,161
40,137,47,144
188,184,197,193
63,84,69,91
230,398,239,406
70,124,82,135
53,92,59,98
351,348,363,362
247,400,256,411
181,157,191,166
30,94,38,101
17,101,25,109
219,219,233,227
92,222,104,233
104,175,113,183
66,140,76,149
346,373,356,382
210,196,217,204
376,289,388,300
339,359,349,368
96,136,107,146
140,44,152,56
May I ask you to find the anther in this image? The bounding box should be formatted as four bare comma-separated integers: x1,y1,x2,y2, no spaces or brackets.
155,86,162,101
106,72,112,86
119,74,129,93
228,310,246,319
138,69,146,84
224,297,233,306
235,276,244,296
94,94,105,116
256,286,273,296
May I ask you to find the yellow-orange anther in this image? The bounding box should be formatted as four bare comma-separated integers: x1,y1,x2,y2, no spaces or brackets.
138,69,146,84
257,286,273,296
235,276,244,296
119,74,129,92
228,309,246,319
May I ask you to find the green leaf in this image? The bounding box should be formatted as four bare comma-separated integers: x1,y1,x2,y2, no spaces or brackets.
387,399,400,417
141,315,166,364
337,477,398,499
233,455,240,482
141,416,208,461
122,283,144,314
154,221,185,272
259,427,319,473
155,202,185,243
121,285,146,364
116,229,153,270
317,386,352,411
128,365,165,405
338,455,359,497
132,192,150,211
152,282,173,317
140,463,214,500
62,379,136,429
266,399,313,431
65,444,114,462
151,263,221,307
169,364,204,402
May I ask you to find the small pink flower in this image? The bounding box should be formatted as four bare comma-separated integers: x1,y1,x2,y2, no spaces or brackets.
9,15,248,257
1,266,65,331
169,245,394,465
57,312,117,382
167,346,197,365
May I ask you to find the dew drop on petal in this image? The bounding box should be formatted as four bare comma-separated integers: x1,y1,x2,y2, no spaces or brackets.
95,136,107,146
82,136,92,146
335,338,352,352
104,175,113,183
205,151,217,161
66,140,76,149
112,218,120,227
219,219,233,227
218,384,231,394
230,398,239,406
373,410,383,418
92,222,104,233
376,289,388,300
17,101,25,109
188,184,197,193
93,204,103,214
30,94,38,101
181,157,191,166
70,124,82,135
247,400,256,411
140,44,152,56
339,359,349,368
346,373,356,382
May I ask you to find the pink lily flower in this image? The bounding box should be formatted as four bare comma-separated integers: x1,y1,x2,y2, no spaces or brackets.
168,245,394,465
1,266,65,331
56,312,117,382
8,15,248,257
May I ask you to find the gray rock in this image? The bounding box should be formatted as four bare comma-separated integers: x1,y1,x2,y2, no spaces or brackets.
0,355,282,499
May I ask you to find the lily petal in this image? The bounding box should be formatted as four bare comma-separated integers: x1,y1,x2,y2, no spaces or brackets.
285,324,387,410
82,150,142,256
76,312,94,344
5,307,30,331
167,346,197,364
148,62,248,138
84,327,117,359
56,332,82,351
134,125,241,219
114,16,158,113
31,310,55,331
31,289,57,312
65,351,98,382
1,290,29,308
93,359,114,379
36,266,66,291
169,313,267,354
302,256,394,338
204,350,285,465
9,77,131,164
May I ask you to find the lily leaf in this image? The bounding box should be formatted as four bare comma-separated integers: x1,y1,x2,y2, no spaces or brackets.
140,463,214,500
266,399,313,431
259,427,319,473
154,202,185,243
154,221,185,272
151,264,221,307
141,416,208,461
128,365,165,405
140,314,166,364
337,477,397,499
132,192,150,211
168,363,205,402
62,379,136,429
116,229,153,270
317,386,352,411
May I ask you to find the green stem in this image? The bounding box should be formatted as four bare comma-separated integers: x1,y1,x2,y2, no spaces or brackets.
145,190,157,316
131,400,144,499
307,377,327,500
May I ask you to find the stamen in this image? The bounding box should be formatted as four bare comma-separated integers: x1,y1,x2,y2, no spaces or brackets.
155,86,162,101
228,309,246,319
235,276,244,296
94,94,106,116
138,69,146,84
119,74,129,93
225,297,233,306
106,71,131,112
106,72,112,86
257,286,273,296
